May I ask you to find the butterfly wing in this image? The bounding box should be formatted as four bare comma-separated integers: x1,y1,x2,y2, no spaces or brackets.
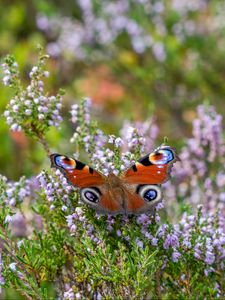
122,183,163,215
50,154,125,214
122,145,179,185
121,145,179,214
50,154,105,188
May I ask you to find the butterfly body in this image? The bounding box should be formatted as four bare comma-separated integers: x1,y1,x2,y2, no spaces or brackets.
50,145,179,215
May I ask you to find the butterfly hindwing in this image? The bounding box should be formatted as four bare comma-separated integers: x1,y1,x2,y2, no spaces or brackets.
79,185,125,215
123,183,163,214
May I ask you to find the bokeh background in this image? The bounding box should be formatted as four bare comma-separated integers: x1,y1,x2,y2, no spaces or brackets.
1,0,225,180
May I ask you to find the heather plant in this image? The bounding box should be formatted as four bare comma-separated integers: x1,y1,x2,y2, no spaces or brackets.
1,55,225,299
164,104,225,219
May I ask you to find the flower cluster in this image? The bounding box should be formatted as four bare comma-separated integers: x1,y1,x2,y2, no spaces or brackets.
37,0,152,59
70,98,107,159
135,205,225,278
63,286,75,300
0,174,34,238
2,53,63,136
189,105,224,163
66,207,101,245
178,208,225,270
37,169,75,212
120,118,158,155
164,104,225,216
70,99,159,176
1,176,30,208
36,0,222,62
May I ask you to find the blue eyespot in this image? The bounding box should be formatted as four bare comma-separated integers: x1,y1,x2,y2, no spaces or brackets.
84,191,99,203
150,149,174,165
137,184,162,203
163,149,174,162
144,189,157,201
55,156,75,170
81,188,100,204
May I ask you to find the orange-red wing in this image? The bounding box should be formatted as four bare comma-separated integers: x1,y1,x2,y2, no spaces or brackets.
122,145,179,185
97,189,125,214
125,192,146,212
124,191,161,215
50,154,105,188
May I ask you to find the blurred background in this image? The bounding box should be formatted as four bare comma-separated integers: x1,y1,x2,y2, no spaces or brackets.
1,0,225,180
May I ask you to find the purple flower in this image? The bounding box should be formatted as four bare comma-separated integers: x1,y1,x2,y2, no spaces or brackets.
136,238,144,249
116,230,122,237
172,250,181,262
163,233,179,249
63,287,75,300
205,251,215,265
151,237,158,246
136,214,150,225
157,224,168,238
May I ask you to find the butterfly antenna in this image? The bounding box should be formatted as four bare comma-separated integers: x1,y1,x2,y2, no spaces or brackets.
162,136,168,145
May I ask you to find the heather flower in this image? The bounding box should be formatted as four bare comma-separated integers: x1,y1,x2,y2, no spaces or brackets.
2,53,63,138
121,118,158,156
172,250,181,262
70,98,107,159
157,224,168,238
4,215,13,224
164,104,225,214
151,237,158,246
37,1,152,59
9,263,17,272
163,233,179,249
136,238,144,249
75,292,81,299
36,0,215,62
10,213,27,237
106,215,115,231
116,230,122,237
64,288,75,300
136,214,150,225
205,250,215,265
37,170,74,206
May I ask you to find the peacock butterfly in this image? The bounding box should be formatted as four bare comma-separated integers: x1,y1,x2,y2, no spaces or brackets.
50,145,179,215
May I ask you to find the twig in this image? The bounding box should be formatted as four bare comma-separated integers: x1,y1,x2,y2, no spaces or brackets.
30,123,51,156
155,268,162,300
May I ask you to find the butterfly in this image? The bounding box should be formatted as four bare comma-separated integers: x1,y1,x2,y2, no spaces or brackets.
50,145,179,215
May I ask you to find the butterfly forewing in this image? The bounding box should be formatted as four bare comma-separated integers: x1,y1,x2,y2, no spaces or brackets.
50,154,105,188
122,146,178,185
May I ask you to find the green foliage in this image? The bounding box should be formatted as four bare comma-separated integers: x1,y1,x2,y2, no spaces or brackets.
0,1,225,299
